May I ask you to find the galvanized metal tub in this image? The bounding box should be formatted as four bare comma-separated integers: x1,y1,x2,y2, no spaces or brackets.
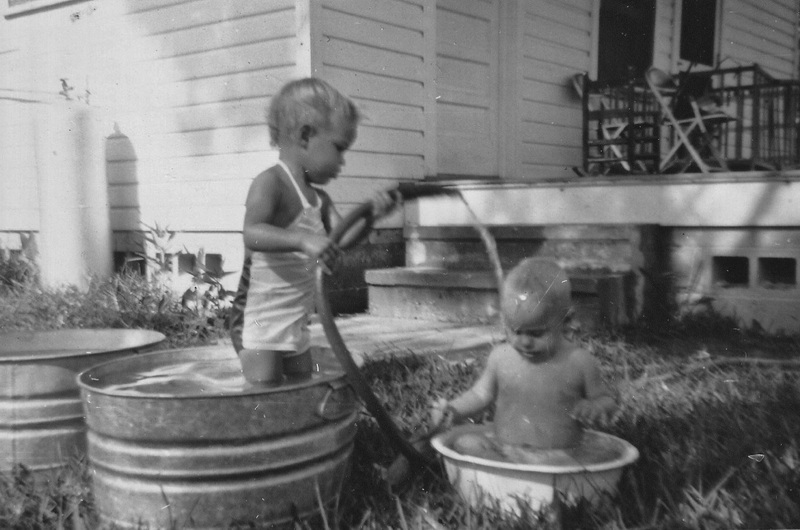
0,329,165,473
78,346,357,529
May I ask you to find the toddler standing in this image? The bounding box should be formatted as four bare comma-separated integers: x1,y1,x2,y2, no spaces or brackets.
238,78,395,385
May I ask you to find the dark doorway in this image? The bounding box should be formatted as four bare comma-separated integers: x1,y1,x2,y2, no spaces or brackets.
597,0,656,83
680,0,717,66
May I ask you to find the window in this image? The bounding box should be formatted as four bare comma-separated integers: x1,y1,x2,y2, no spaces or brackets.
679,0,718,66
597,0,657,83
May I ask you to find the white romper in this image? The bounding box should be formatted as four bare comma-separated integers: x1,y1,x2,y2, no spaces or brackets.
241,160,326,353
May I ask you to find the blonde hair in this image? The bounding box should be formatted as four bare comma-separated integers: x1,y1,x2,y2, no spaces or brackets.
267,78,360,146
501,258,571,329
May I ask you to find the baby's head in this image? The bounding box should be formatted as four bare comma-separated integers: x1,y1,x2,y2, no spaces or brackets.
267,78,360,148
501,258,571,332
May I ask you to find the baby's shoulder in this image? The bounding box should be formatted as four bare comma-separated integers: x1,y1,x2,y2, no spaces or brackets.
562,344,598,367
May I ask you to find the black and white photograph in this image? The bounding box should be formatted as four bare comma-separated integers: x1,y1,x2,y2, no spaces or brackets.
1,1,799,528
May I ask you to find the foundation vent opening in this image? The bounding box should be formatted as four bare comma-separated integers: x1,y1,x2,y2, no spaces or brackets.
758,257,796,289
712,256,749,288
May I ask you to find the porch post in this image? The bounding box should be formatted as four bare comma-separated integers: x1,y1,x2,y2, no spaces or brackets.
34,102,113,291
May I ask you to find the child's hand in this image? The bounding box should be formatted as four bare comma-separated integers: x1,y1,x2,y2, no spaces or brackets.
571,397,616,426
300,234,341,274
371,190,401,218
429,398,456,433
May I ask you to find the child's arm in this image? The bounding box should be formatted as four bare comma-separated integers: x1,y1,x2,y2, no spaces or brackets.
318,188,341,235
371,190,400,218
325,189,400,248
431,350,499,429
571,351,618,425
243,172,339,268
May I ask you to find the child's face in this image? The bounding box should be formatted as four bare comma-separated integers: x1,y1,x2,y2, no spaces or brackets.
302,116,356,185
506,322,560,362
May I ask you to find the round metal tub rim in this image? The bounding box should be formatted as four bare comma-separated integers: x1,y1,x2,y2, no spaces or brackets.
432,425,640,474
77,347,349,399
0,329,166,362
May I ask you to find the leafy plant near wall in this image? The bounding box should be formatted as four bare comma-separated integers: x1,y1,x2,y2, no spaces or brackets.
128,221,181,280
181,247,236,314
0,223,233,348
129,222,235,311
0,233,38,291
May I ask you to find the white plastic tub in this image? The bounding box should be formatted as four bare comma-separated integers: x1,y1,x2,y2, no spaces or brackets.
431,424,639,514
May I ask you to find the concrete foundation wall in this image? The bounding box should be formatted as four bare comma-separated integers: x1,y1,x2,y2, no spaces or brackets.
670,227,800,333
407,175,800,332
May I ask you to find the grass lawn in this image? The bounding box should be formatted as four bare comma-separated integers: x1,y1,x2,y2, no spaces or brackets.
2,272,800,528
342,321,800,530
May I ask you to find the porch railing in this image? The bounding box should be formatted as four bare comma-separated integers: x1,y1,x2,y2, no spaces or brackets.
581,65,800,174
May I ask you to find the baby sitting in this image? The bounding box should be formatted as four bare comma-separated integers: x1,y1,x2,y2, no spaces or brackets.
431,258,617,464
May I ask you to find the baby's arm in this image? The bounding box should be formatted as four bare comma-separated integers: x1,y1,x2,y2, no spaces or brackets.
570,351,618,426
243,172,339,268
431,350,498,430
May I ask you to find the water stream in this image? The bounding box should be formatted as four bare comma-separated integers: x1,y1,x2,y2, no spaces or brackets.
457,193,505,324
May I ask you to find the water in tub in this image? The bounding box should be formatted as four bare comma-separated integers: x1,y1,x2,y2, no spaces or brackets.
449,429,625,467
99,358,332,396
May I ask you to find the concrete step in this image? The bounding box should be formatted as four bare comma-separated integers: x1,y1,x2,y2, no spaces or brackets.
403,224,655,272
365,267,629,330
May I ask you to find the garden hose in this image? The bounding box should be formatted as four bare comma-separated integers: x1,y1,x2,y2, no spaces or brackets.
316,182,460,468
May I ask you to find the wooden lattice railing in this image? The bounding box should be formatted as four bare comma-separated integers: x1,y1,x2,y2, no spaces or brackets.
580,65,800,175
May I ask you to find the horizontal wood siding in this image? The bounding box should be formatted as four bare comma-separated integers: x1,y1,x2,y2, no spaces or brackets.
435,0,498,177
0,33,39,231
3,0,798,255
0,0,298,238
519,0,593,176
320,0,432,226
721,0,797,79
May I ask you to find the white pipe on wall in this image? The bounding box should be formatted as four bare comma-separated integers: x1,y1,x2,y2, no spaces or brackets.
34,101,112,291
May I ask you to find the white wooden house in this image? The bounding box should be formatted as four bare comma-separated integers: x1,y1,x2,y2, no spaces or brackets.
1,0,799,329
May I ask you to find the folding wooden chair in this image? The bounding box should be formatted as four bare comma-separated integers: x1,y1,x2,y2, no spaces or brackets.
645,67,735,174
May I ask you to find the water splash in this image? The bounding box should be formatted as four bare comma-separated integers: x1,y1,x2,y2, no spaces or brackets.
457,193,505,324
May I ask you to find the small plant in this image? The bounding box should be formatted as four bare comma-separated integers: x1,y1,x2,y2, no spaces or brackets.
181,247,236,313
132,222,181,283
0,232,38,291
